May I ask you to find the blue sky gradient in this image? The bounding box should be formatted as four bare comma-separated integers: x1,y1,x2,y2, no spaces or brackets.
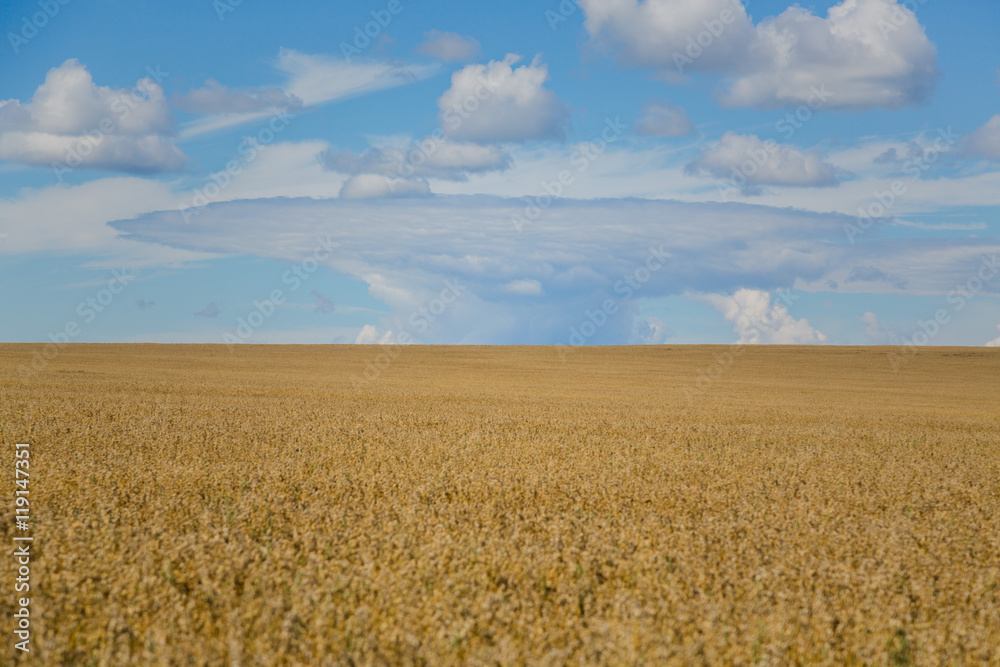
2,0,999,347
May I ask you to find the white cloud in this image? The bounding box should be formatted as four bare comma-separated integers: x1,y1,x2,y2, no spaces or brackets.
687,133,838,189
161,120,1000,220
798,244,1000,297
277,49,436,107
424,131,1000,218
0,132,185,174
438,54,569,143
964,115,1000,160
172,79,303,114
179,50,437,139
339,174,431,199
0,60,171,135
0,149,343,263
579,0,938,109
632,316,672,344
704,289,827,344
321,139,511,183
985,325,1000,347
0,176,215,266
892,220,987,232
859,311,888,343
355,324,394,344
502,279,544,296
635,101,694,137
700,164,1000,218
724,0,937,109
580,0,755,73
0,59,185,173
112,195,1000,344
418,31,482,62
115,196,844,343
425,141,512,172
183,140,345,203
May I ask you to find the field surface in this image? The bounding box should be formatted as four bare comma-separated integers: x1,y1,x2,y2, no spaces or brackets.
1,344,999,665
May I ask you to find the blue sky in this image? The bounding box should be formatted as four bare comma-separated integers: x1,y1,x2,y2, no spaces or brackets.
2,0,1000,347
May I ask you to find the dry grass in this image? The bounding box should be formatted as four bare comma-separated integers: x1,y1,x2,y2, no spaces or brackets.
2,344,999,665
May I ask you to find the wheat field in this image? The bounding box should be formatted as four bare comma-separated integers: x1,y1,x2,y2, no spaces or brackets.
1,344,998,665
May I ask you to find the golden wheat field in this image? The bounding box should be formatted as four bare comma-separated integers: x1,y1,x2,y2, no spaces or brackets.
1,344,999,665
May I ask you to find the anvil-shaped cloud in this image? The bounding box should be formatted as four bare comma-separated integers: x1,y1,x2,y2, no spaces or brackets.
112,196,1000,344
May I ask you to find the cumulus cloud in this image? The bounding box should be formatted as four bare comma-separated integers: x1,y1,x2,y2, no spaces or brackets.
0,61,171,135
418,31,482,62
964,115,1000,160
859,311,888,343
339,174,431,199
580,0,755,73
579,0,938,109
438,54,569,143
704,289,827,344
0,59,185,173
318,94,515,199
985,325,1000,347
355,324,394,344
634,101,694,137
172,79,303,114
686,133,838,190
